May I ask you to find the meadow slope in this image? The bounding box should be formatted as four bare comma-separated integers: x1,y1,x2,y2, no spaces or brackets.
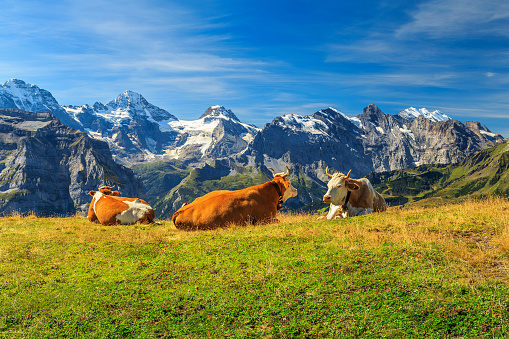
1,197,509,338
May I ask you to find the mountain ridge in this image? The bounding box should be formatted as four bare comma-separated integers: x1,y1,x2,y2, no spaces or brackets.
0,79,506,217
1,79,503,169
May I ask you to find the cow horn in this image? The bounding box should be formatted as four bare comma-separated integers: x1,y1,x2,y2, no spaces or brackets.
268,166,290,178
268,167,276,177
345,170,352,179
282,165,290,178
326,167,333,178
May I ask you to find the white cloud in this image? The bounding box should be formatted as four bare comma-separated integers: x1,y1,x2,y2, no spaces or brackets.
396,0,509,39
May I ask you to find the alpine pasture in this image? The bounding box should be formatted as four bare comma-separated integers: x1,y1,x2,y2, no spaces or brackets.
1,197,509,338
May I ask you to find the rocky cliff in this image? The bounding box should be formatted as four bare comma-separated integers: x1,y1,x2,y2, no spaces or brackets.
0,108,144,216
242,104,503,178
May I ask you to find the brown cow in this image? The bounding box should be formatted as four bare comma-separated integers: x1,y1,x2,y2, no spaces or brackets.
88,186,155,225
172,166,298,230
321,168,387,220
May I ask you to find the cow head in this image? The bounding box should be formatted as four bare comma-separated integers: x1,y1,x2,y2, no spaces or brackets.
97,185,120,196
89,186,119,206
323,168,360,205
268,166,298,202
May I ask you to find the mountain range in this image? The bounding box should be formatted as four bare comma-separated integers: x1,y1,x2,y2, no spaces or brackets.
0,78,505,217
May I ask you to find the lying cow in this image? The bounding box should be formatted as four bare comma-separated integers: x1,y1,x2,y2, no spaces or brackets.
172,166,298,230
88,185,155,225
321,168,386,220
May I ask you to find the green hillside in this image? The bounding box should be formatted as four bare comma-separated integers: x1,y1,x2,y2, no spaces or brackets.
2,198,509,337
131,160,190,202
370,141,509,206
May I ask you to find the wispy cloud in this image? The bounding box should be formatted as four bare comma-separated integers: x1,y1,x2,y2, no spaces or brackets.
0,0,507,130
396,0,509,39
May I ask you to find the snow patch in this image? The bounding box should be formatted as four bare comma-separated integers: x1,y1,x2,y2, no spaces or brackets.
480,130,498,138
399,125,415,141
370,122,384,134
279,114,329,135
348,117,363,129
399,107,451,122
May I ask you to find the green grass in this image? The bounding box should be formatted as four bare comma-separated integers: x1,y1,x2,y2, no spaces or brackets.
2,197,509,338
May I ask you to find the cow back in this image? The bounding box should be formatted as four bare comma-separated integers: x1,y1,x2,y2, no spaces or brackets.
172,183,279,230
373,191,387,212
348,178,375,209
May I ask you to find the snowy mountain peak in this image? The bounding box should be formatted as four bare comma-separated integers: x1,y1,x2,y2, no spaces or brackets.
399,107,451,122
0,79,83,130
1,79,58,110
199,106,240,122
316,107,346,118
110,90,144,109
274,113,330,136
314,107,363,129
99,90,177,123
4,78,33,89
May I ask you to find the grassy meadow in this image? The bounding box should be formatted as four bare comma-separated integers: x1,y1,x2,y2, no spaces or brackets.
1,197,509,338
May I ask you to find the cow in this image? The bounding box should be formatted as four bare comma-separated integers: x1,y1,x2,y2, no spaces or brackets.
88,185,155,225
320,168,387,220
172,166,298,230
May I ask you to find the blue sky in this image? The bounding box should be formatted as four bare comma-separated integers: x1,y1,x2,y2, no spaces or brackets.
1,0,508,135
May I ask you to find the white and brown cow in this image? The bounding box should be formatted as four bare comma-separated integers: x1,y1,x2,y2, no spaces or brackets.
321,168,387,220
88,186,155,225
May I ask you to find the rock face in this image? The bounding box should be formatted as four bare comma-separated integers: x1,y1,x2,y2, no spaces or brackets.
0,108,144,216
240,107,371,178
243,104,504,178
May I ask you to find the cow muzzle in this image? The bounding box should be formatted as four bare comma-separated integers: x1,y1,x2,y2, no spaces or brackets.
323,195,332,203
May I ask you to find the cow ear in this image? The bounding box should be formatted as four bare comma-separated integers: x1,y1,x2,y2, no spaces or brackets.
112,191,120,196
89,190,97,196
346,181,360,191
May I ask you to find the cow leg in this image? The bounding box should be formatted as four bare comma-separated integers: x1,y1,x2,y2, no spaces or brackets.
355,208,374,216
326,204,343,220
